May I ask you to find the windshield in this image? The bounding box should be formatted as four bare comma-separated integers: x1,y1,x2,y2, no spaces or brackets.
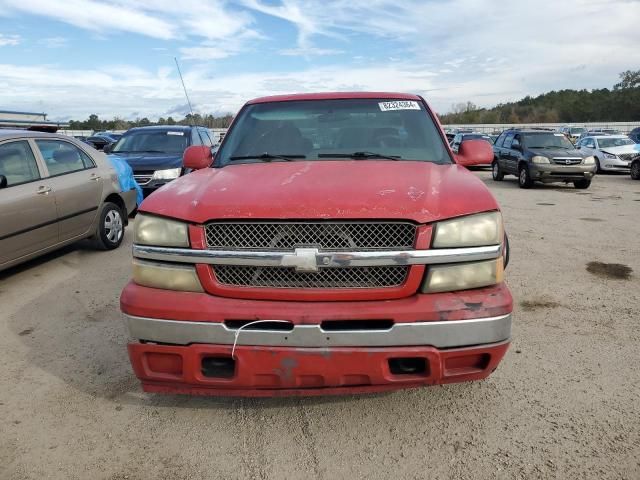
598,137,634,148
112,130,189,154
524,133,576,149
215,98,451,165
570,127,586,135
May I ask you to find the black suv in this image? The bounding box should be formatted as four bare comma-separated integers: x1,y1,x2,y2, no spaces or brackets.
106,125,216,196
492,128,597,189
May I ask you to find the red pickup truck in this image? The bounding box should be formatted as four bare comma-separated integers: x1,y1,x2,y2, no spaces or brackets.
121,92,513,397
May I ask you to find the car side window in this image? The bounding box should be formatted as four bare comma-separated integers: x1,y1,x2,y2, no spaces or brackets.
199,128,214,147
191,129,204,146
35,140,95,176
511,134,521,148
503,133,515,149
0,140,41,187
494,133,506,147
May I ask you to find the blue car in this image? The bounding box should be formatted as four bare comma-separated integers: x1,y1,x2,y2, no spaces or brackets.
106,125,216,196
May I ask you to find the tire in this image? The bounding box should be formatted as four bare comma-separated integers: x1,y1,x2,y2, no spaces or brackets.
595,158,601,173
492,160,504,181
573,179,591,189
631,160,640,180
91,202,125,250
518,165,533,189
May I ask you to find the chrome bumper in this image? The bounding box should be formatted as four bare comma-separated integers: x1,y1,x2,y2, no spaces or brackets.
124,313,512,349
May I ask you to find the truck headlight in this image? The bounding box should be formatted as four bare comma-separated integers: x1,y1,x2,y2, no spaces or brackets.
532,156,550,164
133,258,203,292
134,214,189,247
421,258,504,293
152,168,182,180
433,211,502,248
583,156,596,165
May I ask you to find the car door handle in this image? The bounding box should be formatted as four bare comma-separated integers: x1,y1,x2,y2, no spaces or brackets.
37,186,52,195
89,173,101,181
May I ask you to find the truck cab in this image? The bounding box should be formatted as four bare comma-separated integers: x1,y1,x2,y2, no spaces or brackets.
121,92,513,397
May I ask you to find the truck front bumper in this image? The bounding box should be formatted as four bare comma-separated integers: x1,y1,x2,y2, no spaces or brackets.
121,282,513,396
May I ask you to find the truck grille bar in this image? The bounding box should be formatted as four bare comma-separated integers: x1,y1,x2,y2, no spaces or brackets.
213,265,409,289
204,221,417,251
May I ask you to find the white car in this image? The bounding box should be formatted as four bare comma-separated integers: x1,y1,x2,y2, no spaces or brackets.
576,135,640,172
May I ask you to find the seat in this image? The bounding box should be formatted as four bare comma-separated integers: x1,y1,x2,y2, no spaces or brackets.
0,148,38,185
50,148,84,175
335,127,370,150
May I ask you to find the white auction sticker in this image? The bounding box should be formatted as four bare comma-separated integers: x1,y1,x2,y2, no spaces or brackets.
379,100,420,112
167,131,185,136
554,133,565,137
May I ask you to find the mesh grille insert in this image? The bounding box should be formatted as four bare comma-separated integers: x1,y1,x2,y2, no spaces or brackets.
205,222,416,251
213,265,409,289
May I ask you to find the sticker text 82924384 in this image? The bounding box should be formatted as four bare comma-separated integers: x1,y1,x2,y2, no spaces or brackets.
378,101,421,112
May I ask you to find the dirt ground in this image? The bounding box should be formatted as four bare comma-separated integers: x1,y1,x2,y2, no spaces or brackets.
1,171,639,480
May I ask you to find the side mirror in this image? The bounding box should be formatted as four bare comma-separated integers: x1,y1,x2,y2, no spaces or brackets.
183,145,213,170
103,143,113,154
455,139,493,166
0,175,7,189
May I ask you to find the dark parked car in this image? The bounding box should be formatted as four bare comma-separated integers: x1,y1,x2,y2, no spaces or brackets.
628,127,640,144
86,132,122,151
105,125,216,196
492,129,596,189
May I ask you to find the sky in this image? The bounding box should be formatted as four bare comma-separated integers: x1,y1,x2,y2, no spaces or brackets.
0,0,638,121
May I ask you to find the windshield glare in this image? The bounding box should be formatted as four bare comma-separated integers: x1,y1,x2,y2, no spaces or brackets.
112,130,189,154
525,133,576,149
598,137,634,148
216,99,451,165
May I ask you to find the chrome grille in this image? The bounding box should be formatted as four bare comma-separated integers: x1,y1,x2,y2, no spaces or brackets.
552,157,583,165
213,265,409,289
205,222,417,251
134,171,154,186
618,153,637,162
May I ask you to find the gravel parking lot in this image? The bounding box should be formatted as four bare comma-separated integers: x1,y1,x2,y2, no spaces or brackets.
1,171,639,480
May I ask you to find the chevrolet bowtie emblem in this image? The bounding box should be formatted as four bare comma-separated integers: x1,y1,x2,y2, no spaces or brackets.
281,248,320,272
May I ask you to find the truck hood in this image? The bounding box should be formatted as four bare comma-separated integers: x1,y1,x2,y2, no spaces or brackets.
107,152,183,171
140,161,499,224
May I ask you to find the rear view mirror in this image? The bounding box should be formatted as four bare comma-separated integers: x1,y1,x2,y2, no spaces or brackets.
455,139,493,166
183,145,213,170
0,175,7,189
103,143,113,154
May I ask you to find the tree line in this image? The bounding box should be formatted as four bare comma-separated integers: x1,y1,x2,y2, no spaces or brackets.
440,69,640,124
67,112,234,131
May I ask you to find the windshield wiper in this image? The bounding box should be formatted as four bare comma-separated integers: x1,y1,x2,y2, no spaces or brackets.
229,153,306,162
318,151,401,161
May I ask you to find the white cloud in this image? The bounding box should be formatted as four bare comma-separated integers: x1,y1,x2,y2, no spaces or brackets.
0,33,20,46
38,36,68,48
280,47,343,57
1,0,639,117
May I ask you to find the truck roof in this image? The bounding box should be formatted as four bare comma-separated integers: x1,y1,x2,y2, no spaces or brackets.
247,92,422,105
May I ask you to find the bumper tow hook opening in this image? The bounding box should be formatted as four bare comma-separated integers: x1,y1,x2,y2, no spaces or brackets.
202,356,236,379
231,320,294,359
388,357,428,376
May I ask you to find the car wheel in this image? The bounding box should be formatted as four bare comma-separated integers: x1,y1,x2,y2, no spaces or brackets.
518,165,533,189
91,202,125,250
631,161,640,180
492,161,504,181
595,158,601,173
573,179,591,189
